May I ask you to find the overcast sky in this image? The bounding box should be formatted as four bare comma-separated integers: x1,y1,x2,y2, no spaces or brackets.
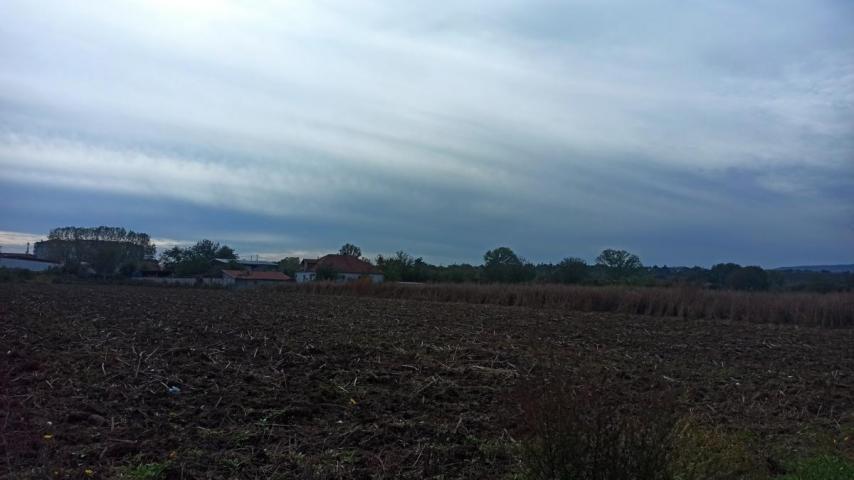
1,0,852,266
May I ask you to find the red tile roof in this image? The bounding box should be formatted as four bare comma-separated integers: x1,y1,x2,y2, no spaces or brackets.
222,270,292,281
309,255,379,274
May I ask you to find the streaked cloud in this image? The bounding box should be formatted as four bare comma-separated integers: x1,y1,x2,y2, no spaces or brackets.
1,0,852,265
0,230,45,251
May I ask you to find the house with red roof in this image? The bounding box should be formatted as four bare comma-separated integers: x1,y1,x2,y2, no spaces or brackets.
294,254,384,284
222,269,292,288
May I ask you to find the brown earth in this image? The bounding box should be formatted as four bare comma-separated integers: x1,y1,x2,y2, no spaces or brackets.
1,284,853,479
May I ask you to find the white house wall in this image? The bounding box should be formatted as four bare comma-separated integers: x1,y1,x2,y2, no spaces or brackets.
294,272,383,283
295,272,315,283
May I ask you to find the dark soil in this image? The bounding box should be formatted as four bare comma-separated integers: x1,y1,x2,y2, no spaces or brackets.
2,284,853,479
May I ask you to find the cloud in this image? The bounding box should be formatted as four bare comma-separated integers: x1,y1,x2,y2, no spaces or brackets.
0,230,46,252
1,0,852,265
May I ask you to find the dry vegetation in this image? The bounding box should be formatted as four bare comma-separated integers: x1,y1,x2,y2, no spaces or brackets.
2,284,853,479
289,282,854,328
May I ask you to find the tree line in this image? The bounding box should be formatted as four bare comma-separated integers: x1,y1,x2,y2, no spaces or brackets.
21,226,852,292
47,226,154,248
329,244,852,292
36,226,156,275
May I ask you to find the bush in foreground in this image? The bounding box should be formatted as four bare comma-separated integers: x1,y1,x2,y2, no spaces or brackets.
517,378,677,480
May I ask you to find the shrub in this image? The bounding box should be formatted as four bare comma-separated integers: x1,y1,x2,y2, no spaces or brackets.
517,378,677,480
0,267,34,283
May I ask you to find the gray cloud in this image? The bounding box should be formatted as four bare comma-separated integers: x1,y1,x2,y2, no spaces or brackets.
0,0,852,265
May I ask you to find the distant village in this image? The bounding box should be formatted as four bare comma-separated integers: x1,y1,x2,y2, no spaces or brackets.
2,226,852,292
0,227,383,289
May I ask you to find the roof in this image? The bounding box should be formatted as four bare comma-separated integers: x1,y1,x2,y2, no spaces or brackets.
214,258,278,267
306,255,380,274
0,253,61,264
221,270,292,281
301,258,319,268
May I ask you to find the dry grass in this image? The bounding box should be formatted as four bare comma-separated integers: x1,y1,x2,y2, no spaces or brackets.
516,377,678,480
285,282,854,327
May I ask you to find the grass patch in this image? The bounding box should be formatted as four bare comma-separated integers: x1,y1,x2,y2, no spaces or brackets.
120,462,170,480
670,419,767,480
779,455,854,480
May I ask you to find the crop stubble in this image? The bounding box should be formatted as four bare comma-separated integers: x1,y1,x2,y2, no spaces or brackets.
1,284,852,478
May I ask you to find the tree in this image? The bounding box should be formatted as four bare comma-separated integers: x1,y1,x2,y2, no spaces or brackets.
189,239,222,260
595,249,643,283
159,239,238,276
595,249,643,271
484,247,521,267
37,226,157,270
315,264,338,281
376,251,431,282
277,257,301,276
483,247,535,283
173,257,213,277
438,264,480,283
555,257,588,284
215,245,238,260
339,243,362,257
726,266,769,291
709,263,741,286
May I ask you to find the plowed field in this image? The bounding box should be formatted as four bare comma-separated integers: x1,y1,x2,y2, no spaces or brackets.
2,284,853,478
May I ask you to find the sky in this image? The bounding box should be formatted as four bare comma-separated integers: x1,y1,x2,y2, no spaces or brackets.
1,0,852,267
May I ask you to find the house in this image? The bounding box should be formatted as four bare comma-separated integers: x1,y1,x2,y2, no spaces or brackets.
213,258,279,271
294,254,384,284
221,269,292,288
0,253,61,272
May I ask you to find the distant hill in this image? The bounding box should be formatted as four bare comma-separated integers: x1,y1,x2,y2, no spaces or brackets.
775,264,854,273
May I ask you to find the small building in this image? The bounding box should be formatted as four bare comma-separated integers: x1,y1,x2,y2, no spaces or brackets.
295,254,384,284
0,253,61,272
221,269,292,288
213,258,279,271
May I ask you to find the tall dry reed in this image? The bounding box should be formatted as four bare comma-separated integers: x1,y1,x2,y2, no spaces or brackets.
282,282,854,327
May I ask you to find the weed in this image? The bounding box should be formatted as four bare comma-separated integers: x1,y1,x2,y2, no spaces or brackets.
222,458,244,471
517,378,678,480
779,455,854,480
121,462,170,480
670,419,767,480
